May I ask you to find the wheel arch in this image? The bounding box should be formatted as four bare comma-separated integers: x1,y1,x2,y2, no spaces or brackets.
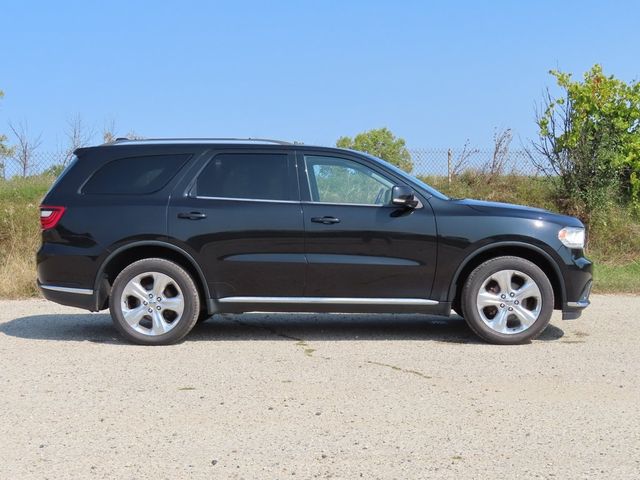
448,242,565,310
93,241,212,313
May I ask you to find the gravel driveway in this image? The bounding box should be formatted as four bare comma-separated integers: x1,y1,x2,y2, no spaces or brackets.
0,295,638,479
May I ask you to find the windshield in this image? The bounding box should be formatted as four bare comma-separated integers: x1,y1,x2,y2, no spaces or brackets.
360,152,449,200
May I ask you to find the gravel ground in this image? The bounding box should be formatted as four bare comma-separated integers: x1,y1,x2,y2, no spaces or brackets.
0,295,638,479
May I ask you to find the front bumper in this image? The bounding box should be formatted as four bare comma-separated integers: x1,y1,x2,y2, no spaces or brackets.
562,278,592,320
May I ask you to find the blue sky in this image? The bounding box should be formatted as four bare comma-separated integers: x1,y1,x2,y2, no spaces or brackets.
1,0,638,150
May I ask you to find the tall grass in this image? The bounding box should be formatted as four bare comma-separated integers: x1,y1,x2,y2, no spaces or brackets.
0,175,54,298
421,172,560,212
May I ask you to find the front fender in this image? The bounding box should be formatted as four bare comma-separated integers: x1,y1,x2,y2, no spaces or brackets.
436,238,567,306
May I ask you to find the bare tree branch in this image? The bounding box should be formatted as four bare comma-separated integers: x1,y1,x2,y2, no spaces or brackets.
102,120,144,143
8,121,42,177
483,128,512,180
451,140,479,177
102,119,117,144
64,114,94,165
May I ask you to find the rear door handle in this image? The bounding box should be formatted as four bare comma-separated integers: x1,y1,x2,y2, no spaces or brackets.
177,211,207,220
311,216,340,225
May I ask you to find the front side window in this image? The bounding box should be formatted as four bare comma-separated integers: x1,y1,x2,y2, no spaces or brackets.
196,153,291,201
83,154,191,195
305,155,394,205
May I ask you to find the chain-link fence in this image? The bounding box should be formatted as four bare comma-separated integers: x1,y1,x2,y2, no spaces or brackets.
408,148,545,178
0,151,69,179
0,147,548,180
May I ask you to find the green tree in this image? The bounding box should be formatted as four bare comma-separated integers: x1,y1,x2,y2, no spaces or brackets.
336,127,413,172
531,65,640,221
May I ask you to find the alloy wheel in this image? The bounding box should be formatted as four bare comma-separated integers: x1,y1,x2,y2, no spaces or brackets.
475,269,542,334
120,271,185,336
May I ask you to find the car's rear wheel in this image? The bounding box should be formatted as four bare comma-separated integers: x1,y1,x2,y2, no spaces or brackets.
460,256,554,345
109,258,200,345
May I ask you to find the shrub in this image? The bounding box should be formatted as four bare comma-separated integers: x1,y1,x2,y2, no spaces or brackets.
530,65,640,223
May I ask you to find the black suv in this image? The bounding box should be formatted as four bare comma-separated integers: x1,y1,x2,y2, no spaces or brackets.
37,138,592,345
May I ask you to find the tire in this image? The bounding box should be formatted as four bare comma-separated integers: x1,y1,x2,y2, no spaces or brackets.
460,256,554,345
109,258,201,345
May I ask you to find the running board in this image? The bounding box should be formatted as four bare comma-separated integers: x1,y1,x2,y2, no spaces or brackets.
217,296,439,306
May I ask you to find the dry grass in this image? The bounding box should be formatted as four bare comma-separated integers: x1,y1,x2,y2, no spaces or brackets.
0,175,54,298
421,172,560,211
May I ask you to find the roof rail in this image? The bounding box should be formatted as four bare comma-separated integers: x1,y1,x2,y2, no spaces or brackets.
109,137,293,145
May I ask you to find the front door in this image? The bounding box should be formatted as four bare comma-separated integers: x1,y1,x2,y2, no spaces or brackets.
168,149,305,299
299,151,438,299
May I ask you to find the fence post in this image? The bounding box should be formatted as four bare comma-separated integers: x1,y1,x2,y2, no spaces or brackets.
447,148,452,185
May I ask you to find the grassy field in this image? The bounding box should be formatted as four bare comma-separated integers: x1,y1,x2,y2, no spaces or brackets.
0,173,638,298
593,262,640,293
0,175,54,298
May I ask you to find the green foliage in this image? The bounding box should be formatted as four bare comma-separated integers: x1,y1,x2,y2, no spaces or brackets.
43,164,65,177
336,127,413,172
0,173,56,201
534,65,640,221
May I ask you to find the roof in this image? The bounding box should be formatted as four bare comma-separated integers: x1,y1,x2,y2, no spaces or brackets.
74,138,353,156
107,137,295,146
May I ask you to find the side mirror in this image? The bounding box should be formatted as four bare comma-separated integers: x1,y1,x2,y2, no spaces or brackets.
391,185,418,208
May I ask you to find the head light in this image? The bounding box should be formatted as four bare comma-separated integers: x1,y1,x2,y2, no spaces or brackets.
558,226,585,249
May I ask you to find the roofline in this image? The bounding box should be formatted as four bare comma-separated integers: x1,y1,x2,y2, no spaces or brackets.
105,137,295,146
74,141,357,156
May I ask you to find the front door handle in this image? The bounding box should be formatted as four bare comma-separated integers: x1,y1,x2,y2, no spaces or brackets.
177,211,207,220
311,216,340,225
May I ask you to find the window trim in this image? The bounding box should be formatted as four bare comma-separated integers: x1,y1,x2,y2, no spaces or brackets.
300,200,388,208
192,195,299,204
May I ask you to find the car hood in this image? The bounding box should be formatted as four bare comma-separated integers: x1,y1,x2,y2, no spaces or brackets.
451,198,583,227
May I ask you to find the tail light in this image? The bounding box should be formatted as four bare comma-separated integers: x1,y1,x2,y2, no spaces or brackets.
40,205,66,230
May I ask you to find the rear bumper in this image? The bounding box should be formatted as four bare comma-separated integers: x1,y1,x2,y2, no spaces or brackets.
38,282,96,311
37,238,106,311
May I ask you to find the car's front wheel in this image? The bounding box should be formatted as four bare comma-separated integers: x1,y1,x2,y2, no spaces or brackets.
460,256,554,345
109,258,200,345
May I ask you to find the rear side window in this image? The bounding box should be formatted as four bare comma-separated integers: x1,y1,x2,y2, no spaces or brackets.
82,154,191,195
196,153,292,201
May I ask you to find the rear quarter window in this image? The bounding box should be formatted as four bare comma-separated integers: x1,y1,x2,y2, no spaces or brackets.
82,154,191,195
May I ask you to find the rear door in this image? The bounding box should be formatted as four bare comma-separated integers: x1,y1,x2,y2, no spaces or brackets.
298,150,438,299
168,149,305,299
